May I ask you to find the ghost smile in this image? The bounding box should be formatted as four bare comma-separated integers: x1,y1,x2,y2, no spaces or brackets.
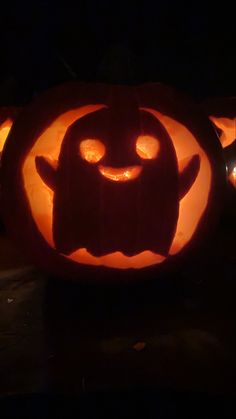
98,165,142,182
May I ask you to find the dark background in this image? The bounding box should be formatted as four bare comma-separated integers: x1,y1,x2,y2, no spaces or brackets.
0,1,236,105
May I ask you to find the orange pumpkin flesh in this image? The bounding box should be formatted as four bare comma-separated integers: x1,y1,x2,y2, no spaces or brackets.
0,107,20,157
203,97,236,190
229,167,236,188
209,116,236,148
209,115,236,190
1,83,224,278
98,165,142,182
25,107,201,267
0,119,13,154
0,107,20,229
210,118,236,189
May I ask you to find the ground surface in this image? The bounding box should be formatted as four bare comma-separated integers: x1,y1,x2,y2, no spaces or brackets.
0,190,235,417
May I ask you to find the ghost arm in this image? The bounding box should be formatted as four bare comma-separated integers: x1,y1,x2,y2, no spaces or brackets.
179,154,200,200
35,156,57,190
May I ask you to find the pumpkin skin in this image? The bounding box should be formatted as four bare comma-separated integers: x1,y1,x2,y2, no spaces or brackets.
0,107,19,159
0,107,20,232
1,83,225,280
202,97,236,189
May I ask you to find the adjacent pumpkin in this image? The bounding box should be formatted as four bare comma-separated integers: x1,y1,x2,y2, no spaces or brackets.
0,107,19,159
0,107,20,230
1,83,225,280
202,97,236,189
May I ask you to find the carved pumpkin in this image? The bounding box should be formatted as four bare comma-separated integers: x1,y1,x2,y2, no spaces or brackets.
202,97,236,189
0,107,19,159
0,107,20,231
1,83,224,279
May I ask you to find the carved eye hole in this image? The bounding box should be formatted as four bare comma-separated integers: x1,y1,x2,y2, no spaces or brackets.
136,135,160,159
79,139,106,163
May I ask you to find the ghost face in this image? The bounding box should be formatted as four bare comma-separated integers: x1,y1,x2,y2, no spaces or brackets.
36,107,200,258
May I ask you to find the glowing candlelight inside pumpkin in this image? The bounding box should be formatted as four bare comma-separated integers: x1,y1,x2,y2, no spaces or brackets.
0,119,13,154
228,166,236,188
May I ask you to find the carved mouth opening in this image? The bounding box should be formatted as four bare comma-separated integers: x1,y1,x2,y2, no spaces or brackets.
98,165,142,182
66,248,166,269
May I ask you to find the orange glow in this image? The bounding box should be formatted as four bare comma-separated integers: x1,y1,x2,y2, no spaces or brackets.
79,139,106,163
0,119,13,153
22,105,212,269
136,135,160,159
228,166,236,188
210,116,236,148
68,248,165,269
178,155,194,173
99,165,142,182
22,105,107,245
141,108,212,256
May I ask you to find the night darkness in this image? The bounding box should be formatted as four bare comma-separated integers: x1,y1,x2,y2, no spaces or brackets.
1,2,236,105
1,2,236,417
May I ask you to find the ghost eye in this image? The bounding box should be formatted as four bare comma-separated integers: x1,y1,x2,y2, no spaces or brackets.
79,139,106,163
136,135,160,159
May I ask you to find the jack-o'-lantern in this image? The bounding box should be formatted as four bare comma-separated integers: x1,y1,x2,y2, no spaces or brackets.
202,97,236,190
0,107,19,160
1,83,224,280
0,107,20,229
